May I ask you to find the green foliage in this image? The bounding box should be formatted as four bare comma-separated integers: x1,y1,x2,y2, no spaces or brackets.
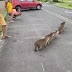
0,0,5,1
37,0,40,1
37,0,49,2
49,0,59,3
68,3,72,7
53,0,58,2
44,0,49,2
0,26,2,35
4,12,9,22
54,4,72,9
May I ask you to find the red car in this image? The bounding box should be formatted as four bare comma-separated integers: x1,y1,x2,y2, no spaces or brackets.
5,0,42,10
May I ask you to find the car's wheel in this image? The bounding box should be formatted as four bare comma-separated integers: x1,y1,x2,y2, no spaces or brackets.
36,4,41,10
15,6,21,11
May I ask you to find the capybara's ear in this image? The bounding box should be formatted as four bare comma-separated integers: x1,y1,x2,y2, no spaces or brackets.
55,30,57,32
63,21,65,23
61,21,65,25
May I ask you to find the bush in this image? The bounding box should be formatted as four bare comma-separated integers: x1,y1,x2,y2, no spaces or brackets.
69,3,72,7
0,26,2,35
37,0,40,1
53,0,58,2
37,0,49,2
0,0,5,1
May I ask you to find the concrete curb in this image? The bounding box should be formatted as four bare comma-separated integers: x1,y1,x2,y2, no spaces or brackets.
3,11,7,18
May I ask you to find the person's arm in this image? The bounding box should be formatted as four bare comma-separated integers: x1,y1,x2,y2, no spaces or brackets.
7,2,10,13
7,7,9,13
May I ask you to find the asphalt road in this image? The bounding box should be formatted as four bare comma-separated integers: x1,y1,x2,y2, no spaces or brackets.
0,4,72,72
43,3,72,21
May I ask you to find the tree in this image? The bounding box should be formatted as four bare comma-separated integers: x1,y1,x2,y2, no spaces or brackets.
45,0,48,2
62,0,63,3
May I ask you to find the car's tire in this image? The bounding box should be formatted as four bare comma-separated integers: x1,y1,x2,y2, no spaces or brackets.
36,4,41,10
15,6,21,11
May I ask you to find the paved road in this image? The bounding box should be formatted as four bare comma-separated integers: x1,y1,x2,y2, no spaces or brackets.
0,4,72,72
43,3,72,21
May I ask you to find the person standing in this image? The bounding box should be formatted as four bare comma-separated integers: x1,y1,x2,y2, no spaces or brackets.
7,0,15,22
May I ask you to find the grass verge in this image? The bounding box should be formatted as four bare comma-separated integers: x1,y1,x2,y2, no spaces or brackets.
0,26,2,36
54,3,72,9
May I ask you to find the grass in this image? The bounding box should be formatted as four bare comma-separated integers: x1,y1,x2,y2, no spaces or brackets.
39,1,46,3
52,0,72,9
54,4,72,9
0,26,2,36
58,0,72,2
4,12,9,22
54,1,72,9
36,0,47,3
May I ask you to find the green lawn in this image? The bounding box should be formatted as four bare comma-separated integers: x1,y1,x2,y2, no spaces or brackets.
58,0,72,3
54,0,72,9
0,26,2,36
55,4,72,9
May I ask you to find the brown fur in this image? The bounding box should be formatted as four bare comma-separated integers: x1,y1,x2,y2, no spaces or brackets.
45,32,54,44
52,30,59,39
58,21,65,33
34,37,50,51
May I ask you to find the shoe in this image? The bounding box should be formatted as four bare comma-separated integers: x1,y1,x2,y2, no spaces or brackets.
13,17,16,20
11,20,15,23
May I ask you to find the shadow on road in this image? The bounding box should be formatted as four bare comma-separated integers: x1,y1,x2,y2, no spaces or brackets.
21,9,42,12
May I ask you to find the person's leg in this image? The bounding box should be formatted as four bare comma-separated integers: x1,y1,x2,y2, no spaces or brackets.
2,25,6,37
15,11,22,16
2,25,11,38
10,12,15,22
0,14,11,38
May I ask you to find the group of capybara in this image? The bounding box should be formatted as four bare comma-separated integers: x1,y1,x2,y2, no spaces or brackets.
34,21,65,51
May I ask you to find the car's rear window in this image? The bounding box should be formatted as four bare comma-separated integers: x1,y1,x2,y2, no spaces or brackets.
28,0,33,2
5,0,8,1
19,0,26,1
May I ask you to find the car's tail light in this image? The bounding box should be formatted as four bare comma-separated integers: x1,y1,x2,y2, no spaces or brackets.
12,0,14,4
